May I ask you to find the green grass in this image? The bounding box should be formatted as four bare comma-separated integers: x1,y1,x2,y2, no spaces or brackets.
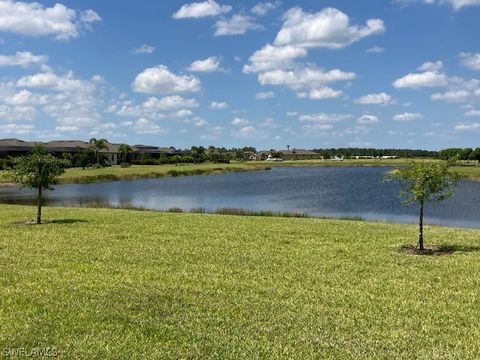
1,205,480,359
0,163,270,186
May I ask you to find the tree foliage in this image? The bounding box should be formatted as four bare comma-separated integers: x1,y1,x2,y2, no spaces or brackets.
385,161,457,249
10,146,66,224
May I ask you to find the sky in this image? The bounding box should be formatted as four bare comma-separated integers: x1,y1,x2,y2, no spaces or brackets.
0,0,479,150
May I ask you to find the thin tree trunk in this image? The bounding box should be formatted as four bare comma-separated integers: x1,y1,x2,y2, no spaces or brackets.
37,186,42,225
418,200,424,250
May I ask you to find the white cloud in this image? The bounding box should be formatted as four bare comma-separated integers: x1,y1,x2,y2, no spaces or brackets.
307,87,343,99
131,44,155,54
255,91,274,99
431,90,471,102
55,125,79,132
366,46,384,53
142,95,198,110
459,52,480,71
134,118,167,135
132,65,201,94
200,126,223,140
396,0,480,10
299,113,353,123
455,122,480,131
393,112,423,121
258,67,355,93
302,123,334,137
251,2,279,16
0,123,34,134
0,0,101,40
210,101,228,109
187,56,224,72
465,109,480,117
231,117,250,126
418,60,443,72
0,51,47,67
286,111,298,116
357,115,379,124
16,71,95,93
214,15,264,36
0,104,36,121
393,71,449,89
171,109,193,118
274,7,385,49
354,92,392,105
231,126,268,140
243,44,307,74
173,0,231,19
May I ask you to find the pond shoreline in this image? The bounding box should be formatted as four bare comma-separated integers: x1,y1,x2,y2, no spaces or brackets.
1,160,479,187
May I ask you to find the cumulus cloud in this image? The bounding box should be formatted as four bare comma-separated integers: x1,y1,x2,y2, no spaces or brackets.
187,56,225,72
258,67,355,91
131,44,155,54
431,90,471,102
251,2,280,16
132,65,201,94
366,46,384,53
396,0,480,10
0,51,47,67
455,122,480,131
299,113,353,123
0,123,34,134
0,0,101,40
16,71,95,93
465,109,480,117
306,87,343,100
255,91,274,99
231,117,250,126
418,60,443,72
243,44,307,74
392,71,449,89
393,112,423,121
142,95,198,110
459,52,480,71
354,92,392,105
210,101,228,109
274,7,385,49
214,14,264,36
231,125,268,140
134,118,167,135
357,115,379,124
173,0,231,19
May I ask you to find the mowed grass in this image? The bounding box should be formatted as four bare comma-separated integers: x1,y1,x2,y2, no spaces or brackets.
1,205,480,359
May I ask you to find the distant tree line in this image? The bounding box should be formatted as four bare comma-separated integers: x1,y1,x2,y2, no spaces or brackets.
312,148,440,159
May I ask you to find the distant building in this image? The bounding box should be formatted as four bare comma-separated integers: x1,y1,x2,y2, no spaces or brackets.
0,138,182,165
253,148,320,161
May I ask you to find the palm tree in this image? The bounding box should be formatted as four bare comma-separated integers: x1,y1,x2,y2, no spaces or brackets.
118,143,132,164
89,138,108,166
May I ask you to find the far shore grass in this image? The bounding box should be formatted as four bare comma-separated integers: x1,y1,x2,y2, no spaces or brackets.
1,204,480,358
1,158,479,186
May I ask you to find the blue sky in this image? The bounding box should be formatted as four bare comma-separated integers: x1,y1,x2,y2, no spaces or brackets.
0,0,479,150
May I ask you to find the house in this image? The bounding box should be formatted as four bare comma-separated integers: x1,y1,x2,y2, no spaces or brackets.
0,138,182,165
253,148,320,161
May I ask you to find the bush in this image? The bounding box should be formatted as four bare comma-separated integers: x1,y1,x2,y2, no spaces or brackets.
120,162,131,168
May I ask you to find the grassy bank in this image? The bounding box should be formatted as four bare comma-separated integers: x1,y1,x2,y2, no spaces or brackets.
250,158,480,180
0,162,270,186
1,159,479,186
1,205,480,359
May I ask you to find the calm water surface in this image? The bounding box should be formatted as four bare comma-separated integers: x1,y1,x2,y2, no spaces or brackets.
1,166,479,228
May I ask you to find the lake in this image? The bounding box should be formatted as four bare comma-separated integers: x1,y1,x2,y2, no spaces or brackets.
1,166,479,228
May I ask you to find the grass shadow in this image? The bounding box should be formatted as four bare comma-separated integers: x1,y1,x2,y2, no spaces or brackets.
49,219,88,225
401,244,480,256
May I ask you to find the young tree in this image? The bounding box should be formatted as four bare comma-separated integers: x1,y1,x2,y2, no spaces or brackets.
10,146,66,224
89,138,108,166
118,143,132,164
385,161,457,250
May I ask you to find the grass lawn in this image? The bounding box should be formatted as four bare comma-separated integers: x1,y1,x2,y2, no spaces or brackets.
1,205,480,359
